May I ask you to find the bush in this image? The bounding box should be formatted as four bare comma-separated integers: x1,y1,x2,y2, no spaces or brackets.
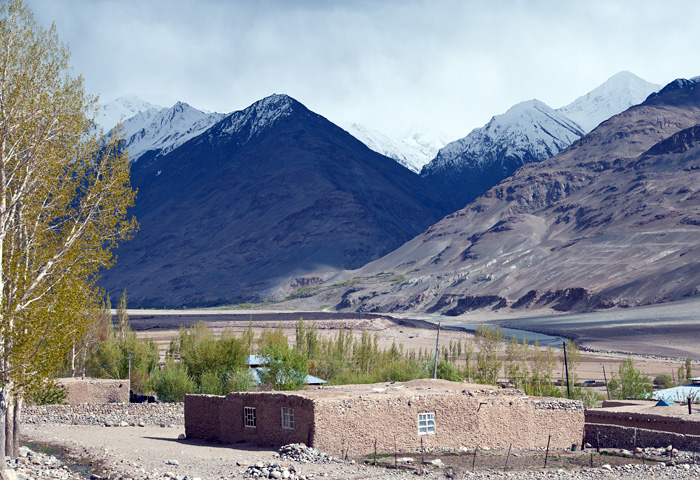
654,374,674,389
29,378,68,405
152,360,196,402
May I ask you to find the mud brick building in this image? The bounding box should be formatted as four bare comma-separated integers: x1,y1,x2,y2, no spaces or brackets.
185,379,584,455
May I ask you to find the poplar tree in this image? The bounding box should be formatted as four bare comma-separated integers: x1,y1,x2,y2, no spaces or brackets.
0,0,137,468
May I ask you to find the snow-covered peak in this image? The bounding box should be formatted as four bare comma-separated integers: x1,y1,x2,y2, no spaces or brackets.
425,99,584,174
344,123,446,173
647,76,700,100
115,101,225,161
97,95,162,131
219,94,296,142
557,71,661,133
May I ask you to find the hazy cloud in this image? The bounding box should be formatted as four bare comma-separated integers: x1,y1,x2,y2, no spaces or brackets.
26,0,700,139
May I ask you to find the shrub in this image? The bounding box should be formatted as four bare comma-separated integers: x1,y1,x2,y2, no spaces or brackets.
654,374,674,389
29,378,68,405
152,360,196,402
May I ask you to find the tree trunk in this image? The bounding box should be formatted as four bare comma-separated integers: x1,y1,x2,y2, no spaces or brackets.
0,387,7,475
12,397,21,459
4,398,12,458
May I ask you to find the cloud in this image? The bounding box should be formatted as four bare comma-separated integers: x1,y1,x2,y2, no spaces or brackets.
26,0,700,140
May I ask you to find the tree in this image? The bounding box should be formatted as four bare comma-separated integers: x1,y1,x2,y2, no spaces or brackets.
474,324,504,385
610,356,652,400
0,0,137,465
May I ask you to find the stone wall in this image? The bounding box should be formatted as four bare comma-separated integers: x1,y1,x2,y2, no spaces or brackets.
585,409,700,436
57,378,129,404
584,423,700,451
23,402,183,426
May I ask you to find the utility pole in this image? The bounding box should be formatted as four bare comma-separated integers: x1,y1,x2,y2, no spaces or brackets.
432,321,441,379
563,342,571,399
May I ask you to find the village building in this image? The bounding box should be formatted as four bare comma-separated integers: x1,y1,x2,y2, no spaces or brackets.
185,379,584,455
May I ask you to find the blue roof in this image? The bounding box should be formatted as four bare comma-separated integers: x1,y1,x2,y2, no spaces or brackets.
655,398,676,406
247,356,327,386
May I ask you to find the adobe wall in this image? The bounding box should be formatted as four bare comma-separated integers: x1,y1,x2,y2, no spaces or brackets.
585,423,700,451
185,392,315,447
184,381,584,454
57,378,129,404
585,409,700,436
313,394,584,456
184,395,223,442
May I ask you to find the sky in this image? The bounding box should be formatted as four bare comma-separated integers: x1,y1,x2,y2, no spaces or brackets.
26,0,700,141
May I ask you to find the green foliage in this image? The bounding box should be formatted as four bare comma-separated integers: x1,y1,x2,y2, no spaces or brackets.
259,344,308,391
151,360,195,403
436,361,462,382
474,325,504,385
610,356,652,400
654,374,675,389
331,278,362,288
0,0,137,409
390,274,406,285
28,378,68,405
168,322,248,394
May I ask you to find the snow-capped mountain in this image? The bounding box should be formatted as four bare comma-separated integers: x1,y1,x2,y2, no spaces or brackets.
421,99,584,209
115,101,225,162
96,95,163,131
101,94,451,307
426,99,584,173
557,71,660,132
345,123,447,173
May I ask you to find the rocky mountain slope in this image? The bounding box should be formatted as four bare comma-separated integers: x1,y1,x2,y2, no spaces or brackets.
327,78,700,314
98,94,451,307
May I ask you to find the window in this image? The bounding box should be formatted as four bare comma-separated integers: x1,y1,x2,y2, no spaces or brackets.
418,412,435,435
282,407,295,429
244,407,256,428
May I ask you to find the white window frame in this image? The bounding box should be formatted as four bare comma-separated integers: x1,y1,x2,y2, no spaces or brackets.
418,412,435,435
244,406,256,428
281,407,295,430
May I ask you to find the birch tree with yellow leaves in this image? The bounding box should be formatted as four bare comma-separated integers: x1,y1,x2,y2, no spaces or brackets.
0,0,137,469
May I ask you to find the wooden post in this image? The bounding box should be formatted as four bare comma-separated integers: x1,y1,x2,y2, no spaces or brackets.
420,437,424,475
472,447,477,471
689,397,692,415
374,438,377,466
563,342,571,399
603,365,610,400
596,431,600,453
394,435,397,469
544,434,551,468
504,444,512,472
590,452,593,468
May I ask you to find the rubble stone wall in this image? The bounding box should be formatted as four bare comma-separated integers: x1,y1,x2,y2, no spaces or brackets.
585,423,700,451
585,409,700,435
57,378,129,404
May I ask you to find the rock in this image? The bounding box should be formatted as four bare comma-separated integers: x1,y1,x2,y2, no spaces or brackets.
177,433,186,440
430,459,443,468
138,422,146,427
166,459,179,466
601,464,612,471
119,421,129,427
635,447,643,454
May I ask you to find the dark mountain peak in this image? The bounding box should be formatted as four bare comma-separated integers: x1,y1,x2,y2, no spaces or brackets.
645,77,700,102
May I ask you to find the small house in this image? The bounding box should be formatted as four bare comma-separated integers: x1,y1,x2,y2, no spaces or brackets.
185,379,584,455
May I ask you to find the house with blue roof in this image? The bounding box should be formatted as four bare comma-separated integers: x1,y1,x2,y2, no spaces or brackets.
247,355,327,387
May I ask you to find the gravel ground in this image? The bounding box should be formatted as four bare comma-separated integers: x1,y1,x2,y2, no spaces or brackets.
15,404,700,480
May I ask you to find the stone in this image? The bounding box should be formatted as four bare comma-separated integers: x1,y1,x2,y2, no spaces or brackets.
119,421,129,427
177,433,186,440
166,459,179,466
601,464,612,471
430,459,443,468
